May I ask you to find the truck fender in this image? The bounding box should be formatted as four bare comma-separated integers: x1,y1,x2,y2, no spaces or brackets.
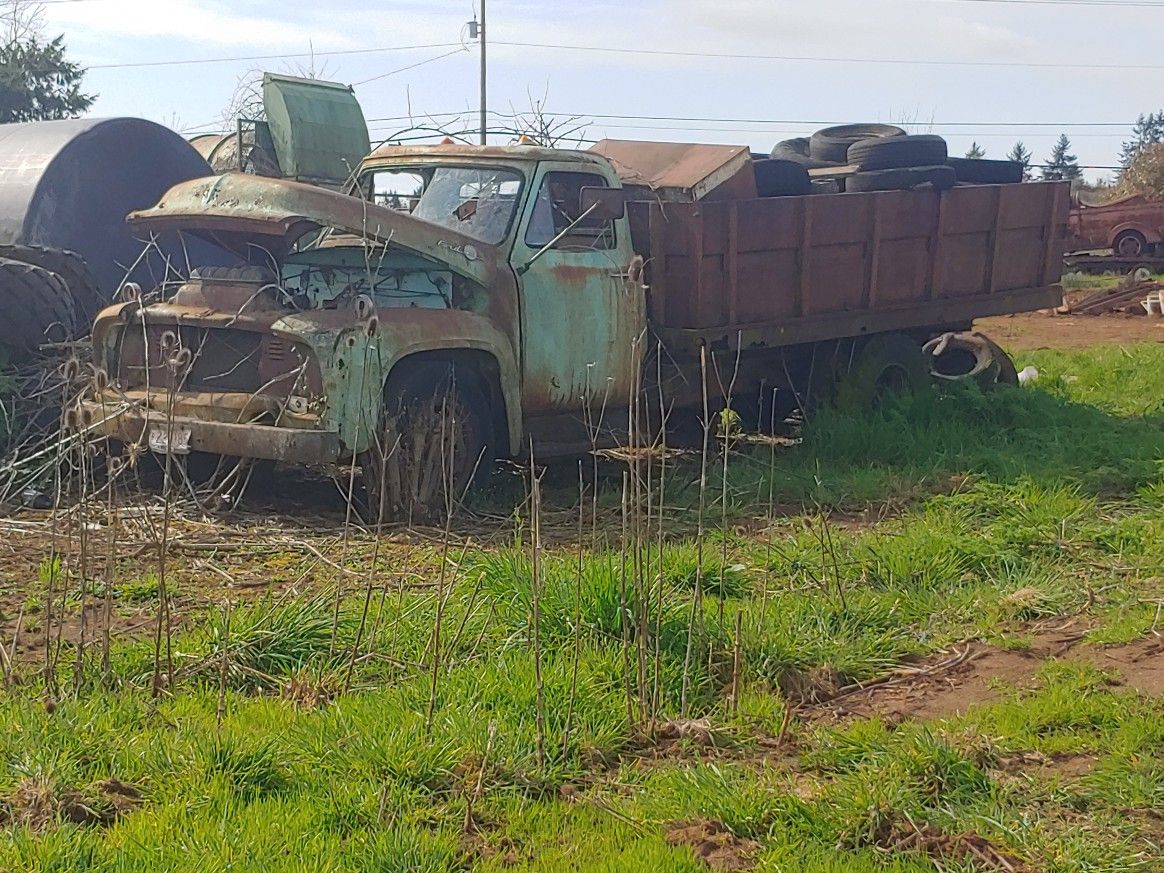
1109,221,1161,245
374,321,521,456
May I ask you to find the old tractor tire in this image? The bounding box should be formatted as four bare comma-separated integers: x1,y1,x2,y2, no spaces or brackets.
362,361,493,524
946,157,1024,184
810,124,907,163
0,245,104,327
753,159,812,197
1113,229,1149,258
771,137,839,169
845,165,957,194
835,333,931,412
0,258,76,357
847,134,948,171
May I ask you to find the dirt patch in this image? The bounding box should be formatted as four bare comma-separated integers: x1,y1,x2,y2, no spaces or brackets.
997,751,1096,780
866,818,1030,872
1,777,141,831
817,625,1087,724
812,625,1163,726
1072,634,1164,697
665,819,762,872
975,312,1164,352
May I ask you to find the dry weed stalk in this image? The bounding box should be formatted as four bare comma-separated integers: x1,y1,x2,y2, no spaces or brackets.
528,444,546,770
561,462,584,758
680,347,712,716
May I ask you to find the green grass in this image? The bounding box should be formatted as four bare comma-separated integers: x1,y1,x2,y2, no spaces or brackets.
0,342,1161,871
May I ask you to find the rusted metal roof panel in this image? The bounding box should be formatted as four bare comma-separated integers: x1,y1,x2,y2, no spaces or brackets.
589,139,754,200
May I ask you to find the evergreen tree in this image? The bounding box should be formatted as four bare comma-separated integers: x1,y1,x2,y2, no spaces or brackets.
1042,134,1083,181
964,141,986,159
1007,141,1033,180
1119,111,1164,170
0,35,93,122
0,1,93,124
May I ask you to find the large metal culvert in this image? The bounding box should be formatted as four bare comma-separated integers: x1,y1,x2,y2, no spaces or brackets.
0,118,223,329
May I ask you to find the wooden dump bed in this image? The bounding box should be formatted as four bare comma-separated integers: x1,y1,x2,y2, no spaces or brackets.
633,181,1070,350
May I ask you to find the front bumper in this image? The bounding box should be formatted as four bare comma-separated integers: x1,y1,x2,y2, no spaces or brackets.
81,399,341,466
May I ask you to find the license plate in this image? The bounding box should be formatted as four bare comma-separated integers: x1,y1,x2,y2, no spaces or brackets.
148,425,192,455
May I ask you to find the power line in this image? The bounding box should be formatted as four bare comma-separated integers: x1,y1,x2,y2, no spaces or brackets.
82,41,465,71
935,0,1164,6
490,39,1164,71
352,46,469,86
361,109,1137,134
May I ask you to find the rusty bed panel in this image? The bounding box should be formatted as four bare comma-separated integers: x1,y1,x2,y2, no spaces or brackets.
638,181,1070,344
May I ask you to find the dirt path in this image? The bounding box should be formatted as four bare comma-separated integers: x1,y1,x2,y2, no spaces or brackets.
976,312,1164,351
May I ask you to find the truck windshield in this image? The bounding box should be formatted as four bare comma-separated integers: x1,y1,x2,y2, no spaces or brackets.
359,165,523,245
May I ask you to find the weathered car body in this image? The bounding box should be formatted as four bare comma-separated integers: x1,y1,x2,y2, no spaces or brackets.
84,141,1068,514
1068,192,1164,257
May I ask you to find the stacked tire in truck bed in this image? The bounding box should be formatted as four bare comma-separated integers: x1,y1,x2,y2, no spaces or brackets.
754,123,1024,198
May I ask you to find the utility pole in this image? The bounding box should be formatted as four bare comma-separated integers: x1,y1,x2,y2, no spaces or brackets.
469,1,487,145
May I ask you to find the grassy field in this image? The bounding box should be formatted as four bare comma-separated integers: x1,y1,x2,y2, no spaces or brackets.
0,342,1161,872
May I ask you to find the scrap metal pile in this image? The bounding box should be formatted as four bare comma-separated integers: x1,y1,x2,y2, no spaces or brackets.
1060,276,1164,316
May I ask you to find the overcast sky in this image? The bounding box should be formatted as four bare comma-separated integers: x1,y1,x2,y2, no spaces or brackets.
41,0,1160,180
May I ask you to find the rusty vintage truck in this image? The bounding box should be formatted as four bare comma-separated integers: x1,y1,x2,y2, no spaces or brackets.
1068,191,1164,258
83,140,1069,519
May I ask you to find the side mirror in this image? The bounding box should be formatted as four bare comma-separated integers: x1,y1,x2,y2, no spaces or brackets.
579,187,626,221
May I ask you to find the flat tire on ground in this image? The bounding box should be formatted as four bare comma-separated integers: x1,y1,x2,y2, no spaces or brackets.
845,165,957,194
846,134,948,171
974,333,1019,388
362,362,493,524
0,257,76,357
835,333,931,412
809,124,907,163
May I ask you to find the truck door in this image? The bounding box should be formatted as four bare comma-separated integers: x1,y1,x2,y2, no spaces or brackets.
512,165,643,414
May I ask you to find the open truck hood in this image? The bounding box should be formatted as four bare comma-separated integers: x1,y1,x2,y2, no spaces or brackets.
127,173,498,286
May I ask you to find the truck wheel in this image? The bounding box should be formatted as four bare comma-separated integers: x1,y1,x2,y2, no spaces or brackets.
1113,230,1148,258
810,124,907,163
835,334,930,412
362,362,493,524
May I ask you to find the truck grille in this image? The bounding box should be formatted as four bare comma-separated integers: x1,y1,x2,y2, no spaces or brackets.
114,324,322,397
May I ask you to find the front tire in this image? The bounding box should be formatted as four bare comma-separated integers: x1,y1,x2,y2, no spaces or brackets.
361,362,493,524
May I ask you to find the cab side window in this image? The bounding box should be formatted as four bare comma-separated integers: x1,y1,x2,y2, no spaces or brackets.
525,172,616,251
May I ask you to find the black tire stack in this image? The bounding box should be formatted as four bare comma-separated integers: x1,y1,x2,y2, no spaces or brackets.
769,123,1026,194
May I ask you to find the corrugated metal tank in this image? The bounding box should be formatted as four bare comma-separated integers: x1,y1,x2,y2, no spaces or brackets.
0,117,216,301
